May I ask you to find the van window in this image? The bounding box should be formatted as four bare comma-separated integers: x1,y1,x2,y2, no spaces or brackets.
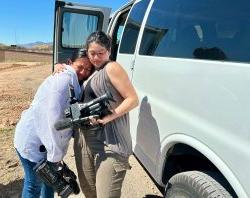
139,0,250,63
119,0,150,54
110,10,129,60
62,12,99,48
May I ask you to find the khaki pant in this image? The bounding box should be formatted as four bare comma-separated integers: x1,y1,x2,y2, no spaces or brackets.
74,130,130,198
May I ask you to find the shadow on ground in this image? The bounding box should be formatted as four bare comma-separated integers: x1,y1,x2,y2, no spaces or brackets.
144,195,163,198
0,179,22,198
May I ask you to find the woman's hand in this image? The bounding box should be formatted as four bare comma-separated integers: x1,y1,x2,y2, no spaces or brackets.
97,115,113,125
98,110,119,125
89,112,116,126
53,63,67,75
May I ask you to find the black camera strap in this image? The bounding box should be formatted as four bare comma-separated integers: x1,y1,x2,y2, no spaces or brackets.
82,78,97,103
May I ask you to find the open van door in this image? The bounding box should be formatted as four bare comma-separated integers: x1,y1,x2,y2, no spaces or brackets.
53,0,111,70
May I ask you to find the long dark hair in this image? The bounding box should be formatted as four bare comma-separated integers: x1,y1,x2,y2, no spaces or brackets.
86,31,112,51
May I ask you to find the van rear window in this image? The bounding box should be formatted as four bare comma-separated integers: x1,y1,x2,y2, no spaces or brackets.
139,0,250,63
62,12,99,48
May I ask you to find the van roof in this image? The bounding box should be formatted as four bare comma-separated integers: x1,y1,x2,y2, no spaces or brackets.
110,0,135,17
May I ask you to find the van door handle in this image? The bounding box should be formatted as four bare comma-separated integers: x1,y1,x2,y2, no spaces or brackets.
131,59,135,71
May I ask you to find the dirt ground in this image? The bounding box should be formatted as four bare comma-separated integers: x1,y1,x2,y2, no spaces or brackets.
0,61,52,198
0,60,163,198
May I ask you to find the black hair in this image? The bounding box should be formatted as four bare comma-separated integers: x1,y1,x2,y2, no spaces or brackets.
86,31,112,51
70,48,88,62
67,48,88,65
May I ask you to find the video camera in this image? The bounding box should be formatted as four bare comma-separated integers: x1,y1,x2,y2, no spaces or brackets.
34,160,80,198
54,84,112,131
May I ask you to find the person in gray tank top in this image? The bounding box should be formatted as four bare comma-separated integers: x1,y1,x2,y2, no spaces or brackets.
73,31,139,198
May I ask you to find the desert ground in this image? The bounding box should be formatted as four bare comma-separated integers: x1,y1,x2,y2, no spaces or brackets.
0,52,163,198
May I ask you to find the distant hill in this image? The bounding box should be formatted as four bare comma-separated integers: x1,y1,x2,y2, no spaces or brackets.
0,43,7,49
18,41,52,49
0,41,53,52
17,41,53,52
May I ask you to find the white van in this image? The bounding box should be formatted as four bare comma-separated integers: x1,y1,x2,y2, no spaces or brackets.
53,0,250,197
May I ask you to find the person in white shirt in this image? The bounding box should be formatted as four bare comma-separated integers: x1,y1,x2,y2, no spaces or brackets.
14,49,93,198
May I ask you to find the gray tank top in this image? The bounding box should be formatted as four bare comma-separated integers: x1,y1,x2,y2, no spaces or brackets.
85,62,132,157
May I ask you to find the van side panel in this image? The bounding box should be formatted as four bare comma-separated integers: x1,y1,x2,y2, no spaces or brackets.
112,0,250,196
131,56,250,197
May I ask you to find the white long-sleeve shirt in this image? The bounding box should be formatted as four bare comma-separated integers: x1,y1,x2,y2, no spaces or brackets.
14,65,81,162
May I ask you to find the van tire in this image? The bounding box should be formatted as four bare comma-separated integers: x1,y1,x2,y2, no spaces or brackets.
164,171,233,198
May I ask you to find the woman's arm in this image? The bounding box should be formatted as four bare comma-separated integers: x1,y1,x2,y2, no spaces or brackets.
40,74,72,162
97,62,139,125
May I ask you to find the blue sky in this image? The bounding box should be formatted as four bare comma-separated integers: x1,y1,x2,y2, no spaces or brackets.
0,0,129,45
